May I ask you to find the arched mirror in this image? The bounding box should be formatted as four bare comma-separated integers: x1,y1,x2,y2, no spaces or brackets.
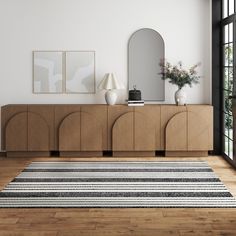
128,28,165,101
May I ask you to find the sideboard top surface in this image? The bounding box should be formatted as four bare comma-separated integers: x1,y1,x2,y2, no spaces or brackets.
1,104,213,108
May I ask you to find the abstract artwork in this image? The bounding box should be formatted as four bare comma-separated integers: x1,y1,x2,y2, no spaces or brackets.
66,51,95,93
33,51,63,93
33,51,95,94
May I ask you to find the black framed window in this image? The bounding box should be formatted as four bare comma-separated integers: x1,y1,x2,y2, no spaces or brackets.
221,0,236,160
223,0,235,19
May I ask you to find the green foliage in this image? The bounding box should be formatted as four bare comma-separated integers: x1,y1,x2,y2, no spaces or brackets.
225,44,233,66
225,113,233,129
224,45,233,129
160,61,201,89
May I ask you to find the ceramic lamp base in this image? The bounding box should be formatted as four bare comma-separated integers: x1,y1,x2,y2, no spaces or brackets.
105,90,117,105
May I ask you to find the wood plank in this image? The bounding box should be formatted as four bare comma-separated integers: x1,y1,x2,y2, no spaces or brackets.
0,231,58,236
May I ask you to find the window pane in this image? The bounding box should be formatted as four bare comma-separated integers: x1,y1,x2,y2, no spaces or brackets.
224,45,229,66
229,97,233,115
224,67,229,90
224,88,229,97
225,25,229,43
229,67,233,91
223,0,228,18
224,136,229,156
229,23,233,42
224,89,229,100
224,113,230,136
229,44,233,66
229,117,233,140
229,139,233,159
224,92,233,115
229,0,234,15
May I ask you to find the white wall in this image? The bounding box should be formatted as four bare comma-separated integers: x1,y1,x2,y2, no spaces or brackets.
0,0,211,106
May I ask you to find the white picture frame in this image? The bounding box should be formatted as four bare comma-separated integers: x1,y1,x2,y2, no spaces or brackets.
65,51,95,94
33,51,63,94
33,51,96,94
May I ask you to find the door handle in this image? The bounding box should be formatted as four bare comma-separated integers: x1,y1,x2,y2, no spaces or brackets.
229,95,236,99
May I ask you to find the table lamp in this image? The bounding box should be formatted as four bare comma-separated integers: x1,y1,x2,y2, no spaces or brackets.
97,73,124,105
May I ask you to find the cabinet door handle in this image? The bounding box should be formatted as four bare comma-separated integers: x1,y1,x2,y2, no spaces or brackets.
229,95,236,99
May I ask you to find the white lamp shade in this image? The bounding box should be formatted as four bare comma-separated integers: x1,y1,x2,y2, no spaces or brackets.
97,73,124,90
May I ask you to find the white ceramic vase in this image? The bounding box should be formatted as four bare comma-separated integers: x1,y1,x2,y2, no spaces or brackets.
105,90,117,105
175,87,186,105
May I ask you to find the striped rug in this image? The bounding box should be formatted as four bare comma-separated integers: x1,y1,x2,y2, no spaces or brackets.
0,161,236,208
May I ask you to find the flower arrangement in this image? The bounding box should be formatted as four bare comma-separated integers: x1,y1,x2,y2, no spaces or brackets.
159,60,201,89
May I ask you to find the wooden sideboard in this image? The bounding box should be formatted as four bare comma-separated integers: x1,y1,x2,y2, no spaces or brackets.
1,104,213,157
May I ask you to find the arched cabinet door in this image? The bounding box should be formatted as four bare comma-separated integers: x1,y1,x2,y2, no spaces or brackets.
81,111,103,151
28,105,54,150
112,112,134,151
165,110,212,152
28,112,50,151
165,112,188,151
134,112,156,151
6,112,27,151
59,112,81,151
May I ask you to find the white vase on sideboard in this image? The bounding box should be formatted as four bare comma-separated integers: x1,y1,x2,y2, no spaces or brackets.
175,87,186,105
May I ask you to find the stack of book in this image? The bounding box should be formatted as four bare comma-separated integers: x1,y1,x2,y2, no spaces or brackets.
127,100,144,106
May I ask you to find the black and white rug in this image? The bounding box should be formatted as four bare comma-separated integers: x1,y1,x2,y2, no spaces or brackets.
0,161,236,208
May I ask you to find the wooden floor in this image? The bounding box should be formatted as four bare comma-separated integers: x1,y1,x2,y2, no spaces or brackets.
0,156,236,236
